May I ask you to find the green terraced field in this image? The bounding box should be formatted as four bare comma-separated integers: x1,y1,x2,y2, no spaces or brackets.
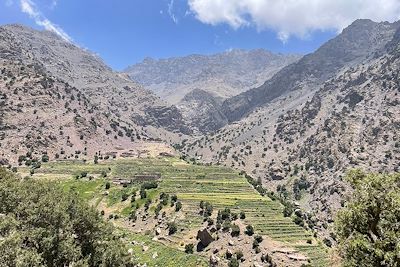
29,157,330,267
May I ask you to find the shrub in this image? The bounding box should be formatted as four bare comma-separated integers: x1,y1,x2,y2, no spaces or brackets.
175,201,182,212
228,258,239,267
235,250,243,260
231,224,240,237
245,225,254,236
168,222,178,235
121,192,129,202
184,243,194,254
254,235,263,243
140,188,147,199
105,181,111,190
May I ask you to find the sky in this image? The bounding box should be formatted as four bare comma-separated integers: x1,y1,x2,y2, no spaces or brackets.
1,0,400,70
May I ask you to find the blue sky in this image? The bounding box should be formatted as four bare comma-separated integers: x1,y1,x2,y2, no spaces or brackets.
2,0,400,70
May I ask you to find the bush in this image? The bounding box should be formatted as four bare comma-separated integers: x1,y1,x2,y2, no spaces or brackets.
231,224,240,237
253,239,259,249
140,188,147,199
141,181,158,190
254,235,263,243
184,243,194,254
175,201,182,212
105,181,111,190
228,258,239,267
239,211,246,219
245,225,254,236
41,154,49,162
168,222,178,235
121,192,129,202
235,250,243,260
222,220,231,232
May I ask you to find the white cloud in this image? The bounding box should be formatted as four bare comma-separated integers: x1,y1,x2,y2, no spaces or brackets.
168,0,178,24
188,0,400,42
20,0,72,42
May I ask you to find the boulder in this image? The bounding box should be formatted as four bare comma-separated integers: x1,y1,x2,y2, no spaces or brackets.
209,255,220,267
196,229,214,247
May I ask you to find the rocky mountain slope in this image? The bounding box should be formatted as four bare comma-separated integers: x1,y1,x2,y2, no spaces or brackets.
180,20,400,241
0,24,191,164
221,19,400,123
125,49,300,104
126,49,300,133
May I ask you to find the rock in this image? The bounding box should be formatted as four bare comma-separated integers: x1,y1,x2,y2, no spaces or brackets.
152,236,158,241
213,248,219,254
253,262,263,267
128,248,133,254
209,255,220,267
228,240,235,246
155,227,161,235
142,245,149,252
152,252,158,259
196,229,214,247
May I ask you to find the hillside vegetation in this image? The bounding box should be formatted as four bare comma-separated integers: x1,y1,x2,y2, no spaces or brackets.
17,156,330,267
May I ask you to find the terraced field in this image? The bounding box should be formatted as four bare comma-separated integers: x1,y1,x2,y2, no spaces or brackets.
26,157,330,266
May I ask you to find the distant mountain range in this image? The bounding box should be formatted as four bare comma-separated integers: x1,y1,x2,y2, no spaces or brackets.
125,49,300,133
125,49,300,104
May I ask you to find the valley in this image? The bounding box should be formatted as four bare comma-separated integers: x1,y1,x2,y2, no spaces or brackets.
0,11,399,267
18,153,329,267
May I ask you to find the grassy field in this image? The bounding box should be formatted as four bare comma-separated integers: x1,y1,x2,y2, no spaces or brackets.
28,157,330,267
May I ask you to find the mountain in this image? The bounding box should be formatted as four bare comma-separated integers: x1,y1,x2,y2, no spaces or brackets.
180,19,400,241
125,49,301,104
0,24,190,164
221,19,400,123
176,89,227,133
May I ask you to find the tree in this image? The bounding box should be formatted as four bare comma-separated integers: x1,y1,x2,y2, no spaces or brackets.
335,170,400,267
0,167,135,267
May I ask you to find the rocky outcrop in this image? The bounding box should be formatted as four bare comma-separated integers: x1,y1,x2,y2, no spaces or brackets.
177,89,227,133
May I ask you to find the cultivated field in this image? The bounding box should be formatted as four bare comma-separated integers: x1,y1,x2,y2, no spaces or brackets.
23,157,329,267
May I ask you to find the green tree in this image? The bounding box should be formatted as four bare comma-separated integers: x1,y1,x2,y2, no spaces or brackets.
0,167,135,267
335,170,400,267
